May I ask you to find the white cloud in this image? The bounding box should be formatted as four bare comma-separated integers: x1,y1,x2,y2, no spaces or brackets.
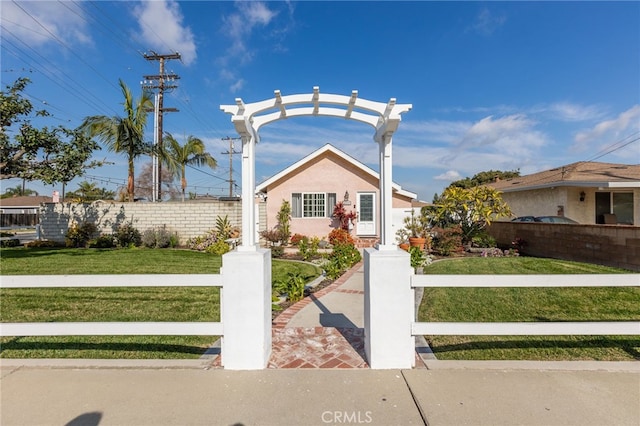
400,120,471,144
457,114,548,158
229,79,245,94
217,2,281,91
544,102,606,122
469,7,506,36
434,170,462,181
1,1,91,47
221,2,278,61
133,0,197,65
574,105,640,145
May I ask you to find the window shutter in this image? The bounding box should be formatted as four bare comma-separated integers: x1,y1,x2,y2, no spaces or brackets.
327,193,337,217
291,193,302,218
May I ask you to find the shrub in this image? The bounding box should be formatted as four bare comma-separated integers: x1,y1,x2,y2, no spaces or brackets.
471,231,496,248
187,229,224,253
114,223,141,248
205,240,231,256
65,222,98,248
297,236,320,261
261,228,283,246
142,226,178,248
215,215,240,241
328,228,354,246
409,246,433,271
431,225,464,256
273,272,306,303
325,243,361,279
271,245,285,258
25,240,62,248
89,235,116,248
275,200,292,244
1,238,21,248
290,233,305,246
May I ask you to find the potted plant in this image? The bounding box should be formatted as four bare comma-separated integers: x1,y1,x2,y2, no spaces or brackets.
403,209,429,250
396,228,410,251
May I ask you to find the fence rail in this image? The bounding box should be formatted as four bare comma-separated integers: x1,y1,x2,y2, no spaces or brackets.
2,274,223,288
411,274,640,337
0,274,223,337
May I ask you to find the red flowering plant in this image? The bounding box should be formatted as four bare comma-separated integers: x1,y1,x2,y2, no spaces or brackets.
332,201,357,231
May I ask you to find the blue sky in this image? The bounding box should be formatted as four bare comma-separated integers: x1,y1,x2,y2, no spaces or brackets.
2,1,639,201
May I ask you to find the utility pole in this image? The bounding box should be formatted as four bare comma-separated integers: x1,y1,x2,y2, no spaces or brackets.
221,136,241,197
142,51,181,201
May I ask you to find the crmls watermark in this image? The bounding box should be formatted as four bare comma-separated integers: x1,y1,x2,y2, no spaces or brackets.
321,411,373,424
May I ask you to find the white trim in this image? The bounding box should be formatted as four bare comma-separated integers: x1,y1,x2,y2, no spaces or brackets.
300,192,328,218
255,144,417,199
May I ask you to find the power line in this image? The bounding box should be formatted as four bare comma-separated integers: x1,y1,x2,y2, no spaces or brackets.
11,1,121,93
586,131,640,163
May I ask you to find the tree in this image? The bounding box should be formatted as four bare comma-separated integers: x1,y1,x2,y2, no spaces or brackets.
80,79,153,202
448,169,520,190
1,78,101,183
135,162,179,201
432,186,512,245
160,133,217,202
65,181,115,202
1,185,38,198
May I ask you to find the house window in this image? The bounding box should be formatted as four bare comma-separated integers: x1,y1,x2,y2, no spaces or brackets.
595,191,634,225
291,192,337,218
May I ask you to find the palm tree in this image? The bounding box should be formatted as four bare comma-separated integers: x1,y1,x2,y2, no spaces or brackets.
0,184,37,198
161,133,217,202
66,180,115,202
80,79,153,202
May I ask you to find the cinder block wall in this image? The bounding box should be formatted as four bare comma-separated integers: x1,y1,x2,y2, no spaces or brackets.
39,200,266,245
488,222,640,272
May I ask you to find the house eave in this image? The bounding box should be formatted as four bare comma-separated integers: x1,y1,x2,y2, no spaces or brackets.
497,180,640,192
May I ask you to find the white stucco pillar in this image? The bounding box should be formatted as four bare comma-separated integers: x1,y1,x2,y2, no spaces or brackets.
364,247,414,369
221,248,272,369
377,134,395,249
240,134,257,250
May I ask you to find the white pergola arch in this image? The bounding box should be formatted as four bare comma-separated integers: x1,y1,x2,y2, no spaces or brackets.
220,86,412,249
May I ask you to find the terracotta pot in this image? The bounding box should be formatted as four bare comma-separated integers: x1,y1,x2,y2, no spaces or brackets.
399,243,410,251
409,237,426,250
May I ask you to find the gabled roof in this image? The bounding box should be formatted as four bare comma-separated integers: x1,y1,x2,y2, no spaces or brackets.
256,143,417,199
488,161,640,192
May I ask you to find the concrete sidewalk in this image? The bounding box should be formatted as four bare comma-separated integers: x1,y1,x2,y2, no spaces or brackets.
1,359,638,425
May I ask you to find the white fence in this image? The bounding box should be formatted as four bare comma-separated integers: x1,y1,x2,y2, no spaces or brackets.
410,274,640,336
0,249,273,370
0,274,224,337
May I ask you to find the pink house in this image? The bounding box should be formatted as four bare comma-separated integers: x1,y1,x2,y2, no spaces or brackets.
256,144,417,247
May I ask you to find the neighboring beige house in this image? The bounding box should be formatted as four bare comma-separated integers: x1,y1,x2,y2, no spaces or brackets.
0,196,52,227
256,144,417,246
487,161,640,225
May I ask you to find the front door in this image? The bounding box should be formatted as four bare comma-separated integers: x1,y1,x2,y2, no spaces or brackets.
356,192,376,236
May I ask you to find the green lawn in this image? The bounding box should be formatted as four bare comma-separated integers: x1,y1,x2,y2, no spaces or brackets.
0,247,321,359
419,257,640,361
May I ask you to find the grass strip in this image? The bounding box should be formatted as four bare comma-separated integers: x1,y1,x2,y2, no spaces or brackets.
0,247,321,359
419,257,639,361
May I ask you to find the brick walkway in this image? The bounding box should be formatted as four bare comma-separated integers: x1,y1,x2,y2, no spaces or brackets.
212,262,426,369
269,263,369,369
